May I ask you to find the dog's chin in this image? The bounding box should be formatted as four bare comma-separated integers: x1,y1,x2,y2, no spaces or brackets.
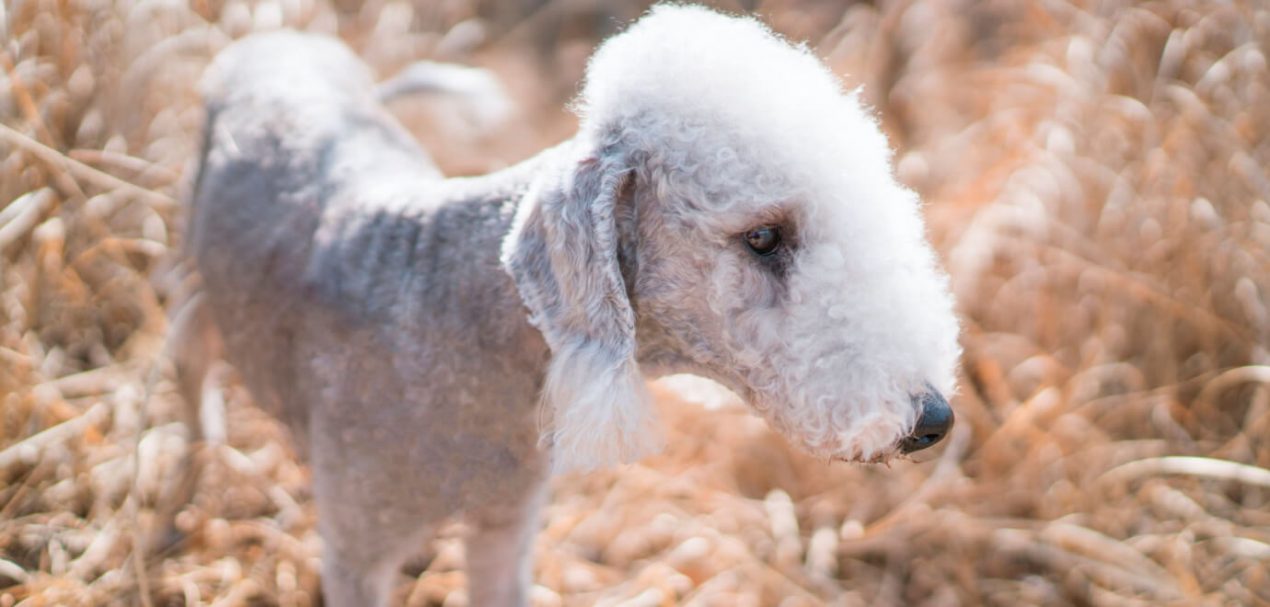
823,438,907,465
832,450,898,465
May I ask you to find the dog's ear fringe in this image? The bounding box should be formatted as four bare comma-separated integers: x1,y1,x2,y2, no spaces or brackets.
503,146,663,475
539,341,664,474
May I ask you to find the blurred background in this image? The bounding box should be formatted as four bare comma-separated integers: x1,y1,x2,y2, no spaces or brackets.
2,0,1268,605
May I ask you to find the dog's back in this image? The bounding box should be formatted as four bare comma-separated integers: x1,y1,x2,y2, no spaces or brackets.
191,33,413,436
191,31,443,299
186,32,454,441
183,30,547,477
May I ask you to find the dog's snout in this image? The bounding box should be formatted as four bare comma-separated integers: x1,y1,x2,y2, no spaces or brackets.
900,390,953,454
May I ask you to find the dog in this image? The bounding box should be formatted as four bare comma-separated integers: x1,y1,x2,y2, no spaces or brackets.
170,5,961,605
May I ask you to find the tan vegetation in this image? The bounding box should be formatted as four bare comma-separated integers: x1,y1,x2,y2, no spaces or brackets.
1,0,1268,605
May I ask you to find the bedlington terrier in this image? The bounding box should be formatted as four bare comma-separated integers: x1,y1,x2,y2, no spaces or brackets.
171,5,961,606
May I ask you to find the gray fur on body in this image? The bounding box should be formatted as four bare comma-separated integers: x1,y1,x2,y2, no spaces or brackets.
186,33,551,606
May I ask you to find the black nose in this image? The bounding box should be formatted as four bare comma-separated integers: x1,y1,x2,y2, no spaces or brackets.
900,390,953,454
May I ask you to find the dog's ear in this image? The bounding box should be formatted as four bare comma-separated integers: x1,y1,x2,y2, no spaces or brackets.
502,148,661,473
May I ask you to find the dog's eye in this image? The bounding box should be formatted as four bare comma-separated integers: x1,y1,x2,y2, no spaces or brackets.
744,226,781,256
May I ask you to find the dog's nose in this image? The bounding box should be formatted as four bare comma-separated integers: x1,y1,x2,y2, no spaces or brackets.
899,390,953,453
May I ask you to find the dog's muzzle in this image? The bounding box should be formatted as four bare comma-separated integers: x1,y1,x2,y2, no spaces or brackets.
899,389,954,454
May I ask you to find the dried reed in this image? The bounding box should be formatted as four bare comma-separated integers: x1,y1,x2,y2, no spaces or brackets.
1,0,1267,605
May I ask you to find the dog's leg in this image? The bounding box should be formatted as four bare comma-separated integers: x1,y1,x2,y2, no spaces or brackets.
168,291,226,443
464,479,547,607
312,442,438,607
319,548,401,607
316,505,435,607
160,289,223,545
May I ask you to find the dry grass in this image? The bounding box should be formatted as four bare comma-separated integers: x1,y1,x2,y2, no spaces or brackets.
2,0,1269,605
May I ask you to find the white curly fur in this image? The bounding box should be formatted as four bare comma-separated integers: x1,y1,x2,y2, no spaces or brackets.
538,4,961,467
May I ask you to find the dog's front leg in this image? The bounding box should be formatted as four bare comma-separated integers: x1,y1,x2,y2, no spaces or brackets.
464,476,548,606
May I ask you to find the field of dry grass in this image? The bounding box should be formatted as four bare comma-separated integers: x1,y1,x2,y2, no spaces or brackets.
2,0,1268,605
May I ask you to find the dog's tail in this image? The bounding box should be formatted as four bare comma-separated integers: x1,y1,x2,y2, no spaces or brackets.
377,61,513,129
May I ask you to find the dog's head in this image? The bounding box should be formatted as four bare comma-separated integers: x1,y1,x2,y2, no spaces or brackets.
504,5,960,472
